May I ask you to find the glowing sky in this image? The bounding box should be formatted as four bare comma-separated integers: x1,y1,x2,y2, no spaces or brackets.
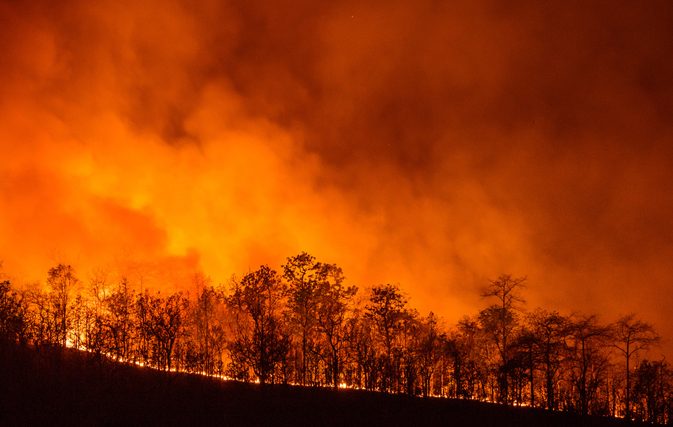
1,0,672,353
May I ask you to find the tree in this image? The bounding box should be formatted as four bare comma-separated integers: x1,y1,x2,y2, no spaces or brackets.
25,283,57,347
446,316,487,400
479,274,527,403
510,325,539,406
631,359,671,423
136,290,189,371
416,312,444,397
134,289,153,365
46,264,80,347
0,263,25,344
365,283,409,392
609,313,660,419
191,284,227,375
227,266,290,385
77,267,112,357
104,277,135,362
566,314,612,415
282,252,322,385
67,293,87,350
345,308,378,390
313,263,356,388
0,280,27,345
87,266,111,311
398,308,421,395
526,309,571,410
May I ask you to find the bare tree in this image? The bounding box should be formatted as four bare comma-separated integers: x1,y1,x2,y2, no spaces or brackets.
104,277,135,361
509,326,539,406
567,314,612,415
313,263,356,388
609,313,660,419
191,285,227,375
88,266,111,310
480,274,527,403
526,308,571,410
345,307,378,390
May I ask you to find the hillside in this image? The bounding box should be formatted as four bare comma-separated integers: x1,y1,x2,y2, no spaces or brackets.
0,343,649,427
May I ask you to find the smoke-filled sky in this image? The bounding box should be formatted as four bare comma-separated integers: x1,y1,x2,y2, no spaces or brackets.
2,0,672,353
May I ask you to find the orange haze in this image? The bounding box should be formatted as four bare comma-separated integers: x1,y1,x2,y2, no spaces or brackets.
1,0,673,355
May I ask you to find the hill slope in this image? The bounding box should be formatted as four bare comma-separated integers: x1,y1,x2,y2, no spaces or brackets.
0,343,648,427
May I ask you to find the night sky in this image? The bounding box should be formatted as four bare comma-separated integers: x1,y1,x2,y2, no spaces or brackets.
2,0,672,354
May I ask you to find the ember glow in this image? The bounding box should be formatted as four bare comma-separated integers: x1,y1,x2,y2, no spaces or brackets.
1,0,673,354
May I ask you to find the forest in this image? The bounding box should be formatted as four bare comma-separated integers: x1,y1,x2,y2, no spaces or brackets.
0,253,669,424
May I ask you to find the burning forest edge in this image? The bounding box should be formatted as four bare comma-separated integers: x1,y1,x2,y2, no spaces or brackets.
0,255,670,425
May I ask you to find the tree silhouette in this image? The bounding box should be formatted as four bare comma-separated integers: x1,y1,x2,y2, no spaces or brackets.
398,308,421,395
104,277,135,361
567,314,612,415
190,285,227,375
46,264,80,346
0,279,27,345
365,283,409,392
631,359,671,423
346,307,378,390
25,284,55,347
136,290,189,371
283,252,322,385
416,313,443,397
480,274,526,403
509,325,539,406
2,255,673,420
526,309,571,410
313,263,356,388
227,265,290,385
609,313,660,419
446,316,486,399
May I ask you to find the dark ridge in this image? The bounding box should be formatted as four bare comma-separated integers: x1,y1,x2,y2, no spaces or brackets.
0,342,648,427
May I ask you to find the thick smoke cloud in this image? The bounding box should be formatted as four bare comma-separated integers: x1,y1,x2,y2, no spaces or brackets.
1,0,672,352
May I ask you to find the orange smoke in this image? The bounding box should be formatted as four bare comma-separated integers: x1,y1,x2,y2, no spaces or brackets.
1,0,673,355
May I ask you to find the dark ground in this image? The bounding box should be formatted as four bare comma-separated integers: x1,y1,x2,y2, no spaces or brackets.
0,343,650,427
